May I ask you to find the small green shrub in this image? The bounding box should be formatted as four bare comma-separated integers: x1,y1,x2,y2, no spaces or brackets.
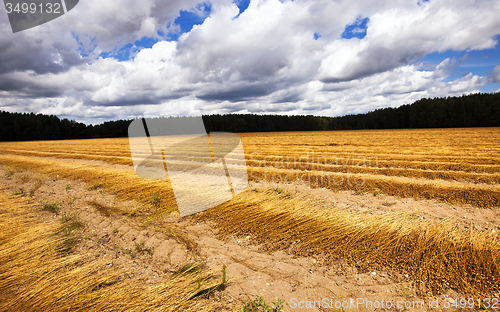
88,183,101,190
126,241,154,257
135,241,154,256
41,202,61,214
267,187,292,199
151,193,162,208
5,168,15,177
241,296,284,312
59,213,84,254
173,263,201,276
220,263,227,291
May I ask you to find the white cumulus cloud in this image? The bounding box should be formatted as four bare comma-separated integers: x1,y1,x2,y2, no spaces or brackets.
0,0,499,123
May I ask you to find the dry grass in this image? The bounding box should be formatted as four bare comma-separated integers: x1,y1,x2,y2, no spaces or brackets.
248,167,500,207
195,188,500,296
246,155,500,183
0,191,225,312
1,128,499,208
0,138,133,166
0,154,178,214
1,128,499,298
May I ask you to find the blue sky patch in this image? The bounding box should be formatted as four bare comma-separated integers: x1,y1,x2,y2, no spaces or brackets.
134,37,159,49
233,0,251,18
482,82,500,93
98,36,160,61
73,32,97,58
166,3,212,41
341,17,369,40
99,44,132,61
421,38,500,92
313,33,321,40
99,3,212,61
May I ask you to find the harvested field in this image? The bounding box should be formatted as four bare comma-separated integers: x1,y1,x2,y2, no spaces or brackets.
1,128,499,207
0,189,225,312
0,127,500,310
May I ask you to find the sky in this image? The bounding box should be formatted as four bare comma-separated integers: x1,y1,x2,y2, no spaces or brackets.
1,0,500,124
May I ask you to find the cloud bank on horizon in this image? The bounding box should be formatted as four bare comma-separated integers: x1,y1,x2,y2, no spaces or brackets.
0,0,500,124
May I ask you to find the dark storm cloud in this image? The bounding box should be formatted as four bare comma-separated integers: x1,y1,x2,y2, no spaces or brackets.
0,40,84,75
0,75,65,97
273,93,303,103
0,25,85,75
196,83,276,102
83,92,190,107
488,66,500,83
319,45,428,83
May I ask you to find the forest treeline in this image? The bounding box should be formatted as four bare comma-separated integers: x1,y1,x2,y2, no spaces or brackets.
1,92,499,141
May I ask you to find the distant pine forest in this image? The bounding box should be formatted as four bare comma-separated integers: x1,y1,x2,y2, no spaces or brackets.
1,92,499,142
